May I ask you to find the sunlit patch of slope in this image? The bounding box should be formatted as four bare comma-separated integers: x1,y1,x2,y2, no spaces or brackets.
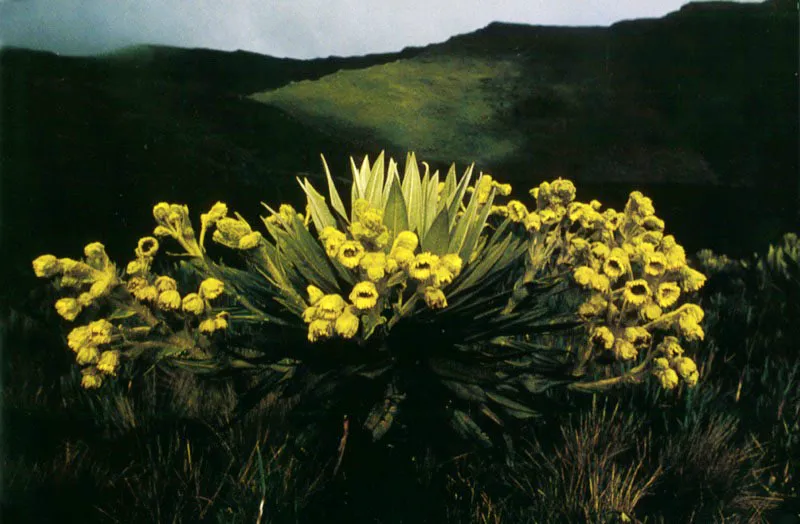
252,54,526,165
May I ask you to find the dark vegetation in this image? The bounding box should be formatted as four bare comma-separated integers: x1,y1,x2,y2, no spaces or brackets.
1,1,798,521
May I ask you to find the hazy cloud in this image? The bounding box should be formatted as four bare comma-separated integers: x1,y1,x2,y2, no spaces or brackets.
0,0,763,58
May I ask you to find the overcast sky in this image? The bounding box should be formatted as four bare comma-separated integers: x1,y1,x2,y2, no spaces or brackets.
0,0,763,59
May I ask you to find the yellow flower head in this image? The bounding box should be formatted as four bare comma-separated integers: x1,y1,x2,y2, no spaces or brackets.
181,293,205,316
307,285,324,306
84,242,109,268
539,207,563,225
199,318,217,334
155,276,178,293
153,202,171,222
672,356,698,380
390,247,415,269
214,312,229,331
656,282,681,308
440,254,463,276
590,242,610,260
33,254,62,278
352,198,371,220
653,357,670,371
644,251,667,277
157,290,182,311
350,282,379,310
423,287,448,309
679,266,707,293
308,319,333,342
589,273,610,293
523,212,541,232
494,182,513,196
88,319,113,345
569,237,590,257
97,350,120,375
640,231,663,246
393,231,419,252
623,279,651,306
201,201,228,227
55,298,82,321
654,368,679,390
334,307,360,338
278,204,300,223
624,326,652,349
474,174,495,204
589,199,602,211
657,336,684,358
76,345,100,365
302,306,317,323
135,237,159,259
361,209,384,231
641,215,665,232
238,231,263,250
682,304,704,323
409,253,440,281
613,339,638,361
199,278,225,300
318,293,347,319
77,293,94,308
639,302,663,321
126,260,144,275
213,217,252,248
506,200,528,222
490,205,509,218
80,369,103,389
578,294,608,319
551,178,577,205
590,326,615,350
624,191,655,221
573,266,595,288
67,326,91,352
603,209,624,231
321,228,347,258
134,285,159,303
360,252,387,282
153,225,172,237
678,315,704,342
338,241,365,269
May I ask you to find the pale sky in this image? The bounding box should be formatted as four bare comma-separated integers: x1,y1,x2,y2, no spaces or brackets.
0,0,764,59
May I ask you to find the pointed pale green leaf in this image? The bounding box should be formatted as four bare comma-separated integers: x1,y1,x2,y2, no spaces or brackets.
380,158,400,212
423,171,439,234
440,163,457,213
447,163,474,229
447,173,481,254
298,178,336,233
401,152,422,231
383,176,409,240
320,154,348,221
421,207,450,255
459,188,496,263
365,150,385,209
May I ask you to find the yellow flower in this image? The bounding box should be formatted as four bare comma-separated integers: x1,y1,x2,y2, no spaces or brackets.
302,306,317,323
350,282,379,310
97,351,120,375
318,294,347,319
308,319,333,342
623,279,651,306
33,254,62,278
678,315,704,342
578,294,608,319
490,205,509,218
338,241,365,268
523,212,541,232
573,266,595,287
551,178,576,205
589,199,602,211
157,290,182,311
352,198,371,219
569,237,590,257
153,225,172,237
613,339,638,361
644,251,667,277
653,357,670,370
682,304,704,323
181,293,205,315
679,266,707,293
55,298,82,321
199,278,225,300
135,237,159,258
423,287,448,309
127,276,147,292
641,215,665,232
654,368,679,390
590,242,610,260
89,275,113,299
656,282,681,308
153,202,171,222
539,207,562,225
672,356,698,381
134,285,159,303
213,217,252,248
624,191,655,220
201,201,228,227
590,326,615,350
589,273,610,293
360,252,387,281
154,276,178,293
385,257,399,274
80,370,103,389
307,285,324,306
214,312,229,331
440,254,463,276
67,326,91,352
494,182,513,196
334,307,360,338
76,345,100,365
639,302,663,321
506,200,528,222
409,253,440,281
624,326,652,348
474,174,495,204
88,319,113,345
319,226,342,242
641,231,663,246
199,318,217,334
126,260,144,275
361,209,384,231
603,250,628,281
603,209,624,231
392,231,419,252
77,293,94,308
657,336,684,358
664,245,687,271
238,231,263,250
390,247,415,269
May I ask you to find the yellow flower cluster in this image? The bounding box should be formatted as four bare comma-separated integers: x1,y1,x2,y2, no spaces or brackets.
651,336,699,389
521,181,706,388
301,286,361,341
349,199,390,249
466,173,512,205
33,242,119,321
65,318,120,389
